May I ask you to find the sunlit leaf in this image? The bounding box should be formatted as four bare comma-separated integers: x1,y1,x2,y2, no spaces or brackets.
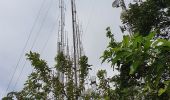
158,88,166,96
129,61,141,75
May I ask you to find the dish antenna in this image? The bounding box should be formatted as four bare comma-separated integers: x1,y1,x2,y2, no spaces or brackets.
112,0,120,8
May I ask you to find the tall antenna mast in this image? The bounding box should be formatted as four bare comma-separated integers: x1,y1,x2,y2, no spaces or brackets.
71,0,78,88
57,0,66,99
58,0,65,83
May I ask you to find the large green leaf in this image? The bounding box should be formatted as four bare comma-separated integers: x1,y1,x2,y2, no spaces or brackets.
158,88,166,96
129,60,141,75
122,35,130,47
158,81,170,96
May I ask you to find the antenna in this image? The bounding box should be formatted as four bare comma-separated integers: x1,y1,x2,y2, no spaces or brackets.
71,0,78,88
71,0,84,99
57,0,65,89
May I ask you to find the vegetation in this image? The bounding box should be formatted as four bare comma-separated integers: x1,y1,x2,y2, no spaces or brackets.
3,0,170,99
102,29,170,99
121,0,170,38
3,52,92,100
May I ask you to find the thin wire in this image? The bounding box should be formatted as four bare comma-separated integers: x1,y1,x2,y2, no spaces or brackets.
30,0,53,51
16,19,58,86
4,0,46,95
13,19,57,90
12,0,54,91
84,0,95,35
40,16,59,55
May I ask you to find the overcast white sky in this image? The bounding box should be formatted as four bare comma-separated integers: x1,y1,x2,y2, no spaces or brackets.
0,0,127,98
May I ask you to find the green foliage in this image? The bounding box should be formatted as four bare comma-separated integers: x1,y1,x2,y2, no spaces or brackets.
79,56,91,79
79,56,92,92
110,1,170,99
2,92,17,100
20,52,52,99
96,70,115,99
3,51,93,99
102,28,170,99
97,70,107,80
55,52,67,73
121,0,170,37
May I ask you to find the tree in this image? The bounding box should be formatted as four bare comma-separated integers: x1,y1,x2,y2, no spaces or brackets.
102,27,170,99
96,69,115,100
79,56,91,91
3,52,92,100
108,0,170,99
120,0,170,38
